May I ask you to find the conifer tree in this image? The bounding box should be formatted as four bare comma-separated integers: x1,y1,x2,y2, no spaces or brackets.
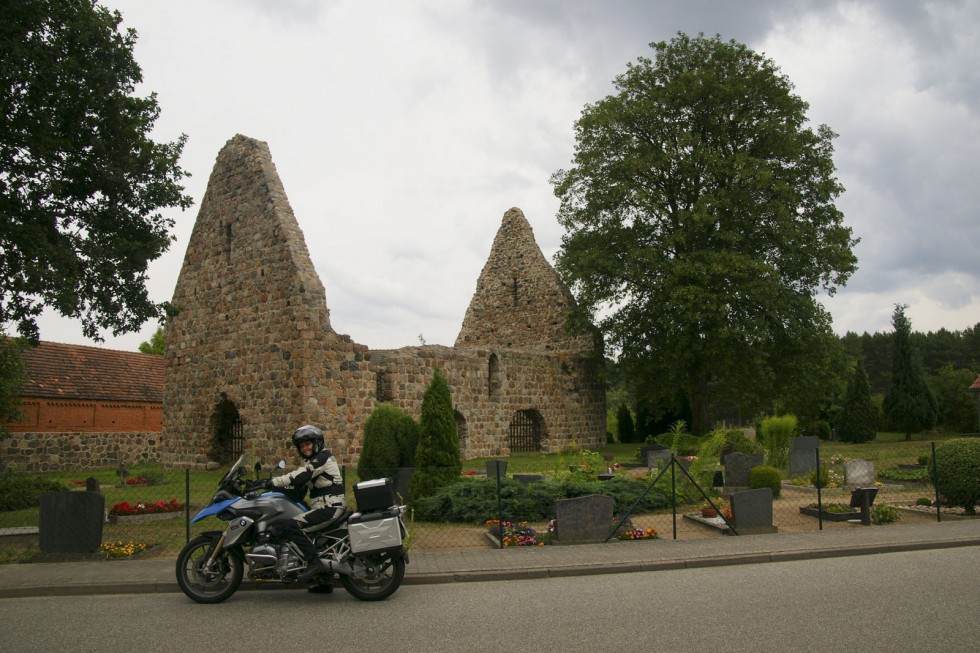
616,403,635,443
408,368,461,500
884,305,937,440
836,360,877,443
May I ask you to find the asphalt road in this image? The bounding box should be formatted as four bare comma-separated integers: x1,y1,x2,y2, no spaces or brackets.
3,547,977,652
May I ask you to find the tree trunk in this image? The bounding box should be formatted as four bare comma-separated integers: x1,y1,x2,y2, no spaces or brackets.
688,368,711,435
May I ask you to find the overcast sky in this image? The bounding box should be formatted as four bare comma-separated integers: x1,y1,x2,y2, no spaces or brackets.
34,0,980,352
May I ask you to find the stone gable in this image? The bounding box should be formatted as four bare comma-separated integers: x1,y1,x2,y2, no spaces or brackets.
164,135,605,467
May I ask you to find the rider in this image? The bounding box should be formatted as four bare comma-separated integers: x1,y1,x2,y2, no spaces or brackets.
261,425,347,589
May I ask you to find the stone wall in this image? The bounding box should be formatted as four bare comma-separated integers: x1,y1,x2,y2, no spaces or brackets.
1,432,163,472
163,135,605,468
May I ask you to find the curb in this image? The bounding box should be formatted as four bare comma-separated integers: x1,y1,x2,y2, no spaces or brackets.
2,534,978,599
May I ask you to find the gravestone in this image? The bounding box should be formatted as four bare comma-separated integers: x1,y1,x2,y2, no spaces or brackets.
724,452,765,488
730,488,777,535
789,436,820,476
640,443,669,468
845,459,875,486
554,494,614,544
513,474,544,485
646,450,671,468
39,491,105,554
486,460,507,478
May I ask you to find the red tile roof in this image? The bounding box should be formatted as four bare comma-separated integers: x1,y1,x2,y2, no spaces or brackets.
19,341,163,403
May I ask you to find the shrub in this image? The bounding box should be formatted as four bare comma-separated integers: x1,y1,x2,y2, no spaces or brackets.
748,465,782,498
0,470,69,512
413,476,668,523
871,504,900,525
932,438,980,515
758,415,797,469
915,497,933,506
358,404,412,481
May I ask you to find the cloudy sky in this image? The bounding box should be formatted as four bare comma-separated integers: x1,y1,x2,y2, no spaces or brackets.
35,0,980,352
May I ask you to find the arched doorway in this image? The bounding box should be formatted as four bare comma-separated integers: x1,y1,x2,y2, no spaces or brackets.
508,409,543,452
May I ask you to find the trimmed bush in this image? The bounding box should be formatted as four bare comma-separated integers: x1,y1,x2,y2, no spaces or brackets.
748,465,782,498
0,471,68,512
413,476,669,523
915,497,932,506
932,438,980,515
358,404,417,481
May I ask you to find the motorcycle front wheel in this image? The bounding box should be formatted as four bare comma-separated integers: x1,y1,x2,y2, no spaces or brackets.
341,552,406,601
176,535,244,604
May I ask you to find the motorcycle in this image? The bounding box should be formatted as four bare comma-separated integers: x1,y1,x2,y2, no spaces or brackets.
175,454,409,604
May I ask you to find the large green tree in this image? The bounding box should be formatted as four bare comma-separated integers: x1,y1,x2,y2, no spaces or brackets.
1,0,191,342
552,33,857,433
884,304,937,440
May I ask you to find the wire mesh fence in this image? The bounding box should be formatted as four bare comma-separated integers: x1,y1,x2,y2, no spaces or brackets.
0,447,968,561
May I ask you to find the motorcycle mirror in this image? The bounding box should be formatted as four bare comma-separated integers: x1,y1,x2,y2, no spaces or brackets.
277,460,286,470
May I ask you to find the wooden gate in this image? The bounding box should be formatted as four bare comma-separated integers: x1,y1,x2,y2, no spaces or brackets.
508,410,542,452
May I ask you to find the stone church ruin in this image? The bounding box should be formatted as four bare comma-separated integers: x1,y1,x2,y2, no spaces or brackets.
163,135,605,467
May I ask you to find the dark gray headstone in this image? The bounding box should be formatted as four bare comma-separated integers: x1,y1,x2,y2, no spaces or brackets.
731,488,776,534
39,491,104,554
554,494,614,544
513,474,544,485
85,476,100,493
789,436,820,475
724,452,764,488
486,460,507,478
646,449,671,468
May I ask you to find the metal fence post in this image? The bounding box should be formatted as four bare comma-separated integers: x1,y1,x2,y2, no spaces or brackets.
932,442,942,523
185,468,191,543
670,454,677,540
815,446,823,531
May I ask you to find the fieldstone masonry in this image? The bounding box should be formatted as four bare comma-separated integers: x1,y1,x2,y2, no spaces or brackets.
163,135,605,467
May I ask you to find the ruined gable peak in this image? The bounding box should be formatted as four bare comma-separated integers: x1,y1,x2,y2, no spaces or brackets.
455,207,589,352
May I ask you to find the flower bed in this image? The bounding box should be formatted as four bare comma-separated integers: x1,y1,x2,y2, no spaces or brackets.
799,503,861,522
485,519,542,546
110,499,183,516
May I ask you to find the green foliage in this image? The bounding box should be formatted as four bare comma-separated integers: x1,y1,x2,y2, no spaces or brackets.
836,360,878,443
758,415,797,469
876,467,929,482
871,504,900,525
616,403,635,443
884,306,938,440
0,470,69,511
915,497,933,507
932,438,980,514
358,404,415,481
413,476,668,523
696,428,763,464
552,33,856,434
0,0,192,342
409,369,461,500
928,363,978,433
0,333,28,437
138,327,165,355
748,465,782,498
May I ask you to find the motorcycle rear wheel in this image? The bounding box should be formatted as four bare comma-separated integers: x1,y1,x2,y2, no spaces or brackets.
176,535,244,604
341,553,406,601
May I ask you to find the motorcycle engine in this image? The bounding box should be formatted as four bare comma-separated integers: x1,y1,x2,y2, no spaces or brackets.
245,544,278,574
275,545,304,575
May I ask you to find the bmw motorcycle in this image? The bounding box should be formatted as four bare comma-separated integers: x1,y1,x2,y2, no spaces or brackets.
176,454,408,603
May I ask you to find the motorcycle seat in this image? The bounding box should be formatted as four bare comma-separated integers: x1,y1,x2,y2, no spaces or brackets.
303,508,351,535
